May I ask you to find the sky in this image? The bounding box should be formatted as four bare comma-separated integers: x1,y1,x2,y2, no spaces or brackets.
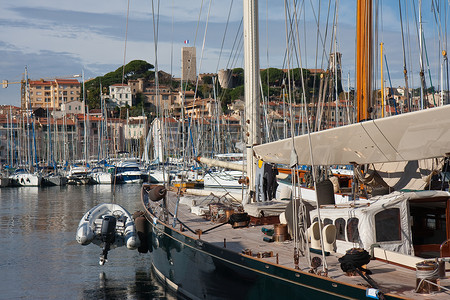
0,0,448,106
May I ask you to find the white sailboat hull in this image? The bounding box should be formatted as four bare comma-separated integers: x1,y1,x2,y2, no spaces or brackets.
10,173,42,187
91,172,113,184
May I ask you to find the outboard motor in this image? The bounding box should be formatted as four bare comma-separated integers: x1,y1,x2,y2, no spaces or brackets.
99,215,117,265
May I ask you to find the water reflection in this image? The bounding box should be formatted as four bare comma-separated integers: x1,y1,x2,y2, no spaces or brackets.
83,269,174,300
0,184,174,299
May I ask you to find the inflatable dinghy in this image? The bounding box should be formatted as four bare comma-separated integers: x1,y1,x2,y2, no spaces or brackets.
76,203,140,265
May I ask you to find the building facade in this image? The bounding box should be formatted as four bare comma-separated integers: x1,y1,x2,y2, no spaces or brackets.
109,84,133,107
25,79,81,110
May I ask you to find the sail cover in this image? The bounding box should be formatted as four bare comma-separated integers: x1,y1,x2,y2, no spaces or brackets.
152,118,163,163
253,105,450,166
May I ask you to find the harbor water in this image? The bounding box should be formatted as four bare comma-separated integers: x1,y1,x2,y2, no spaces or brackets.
0,184,174,299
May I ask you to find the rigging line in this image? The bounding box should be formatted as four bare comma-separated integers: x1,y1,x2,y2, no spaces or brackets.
266,0,269,92
122,0,131,86
151,0,166,183
411,0,426,105
193,0,212,100
215,0,234,73
214,17,242,103
170,0,174,90
188,0,212,162
405,0,414,109
431,0,443,43
194,0,205,47
384,54,398,115
334,0,340,126
310,0,321,121
284,0,298,261
230,29,245,69
292,0,308,135
398,0,410,112
293,0,328,271
321,0,333,71
302,0,307,68
224,18,243,69
308,0,331,71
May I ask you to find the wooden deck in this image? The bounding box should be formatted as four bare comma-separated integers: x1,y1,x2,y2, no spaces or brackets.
159,191,450,299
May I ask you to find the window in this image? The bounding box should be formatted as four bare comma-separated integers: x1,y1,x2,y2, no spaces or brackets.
335,218,346,241
324,218,333,226
68,105,72,111
347,218,360,243
375,208,401,242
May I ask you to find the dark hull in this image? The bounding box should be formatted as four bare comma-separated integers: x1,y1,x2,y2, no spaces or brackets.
141,190,401,300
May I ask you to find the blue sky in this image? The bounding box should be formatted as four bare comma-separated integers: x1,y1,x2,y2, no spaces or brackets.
0,0,447,106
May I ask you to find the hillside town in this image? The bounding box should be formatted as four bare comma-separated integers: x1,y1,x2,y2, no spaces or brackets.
0,49,446,167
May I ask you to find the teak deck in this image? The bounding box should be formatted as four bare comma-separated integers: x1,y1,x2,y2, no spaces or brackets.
163,192,450,299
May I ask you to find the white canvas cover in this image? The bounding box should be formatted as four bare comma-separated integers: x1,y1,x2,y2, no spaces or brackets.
152,118,163,163
253,105,450,166
372,158,444,191
309,191,450,255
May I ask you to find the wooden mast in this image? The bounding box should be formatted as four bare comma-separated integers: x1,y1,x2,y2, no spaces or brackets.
356,0,373,122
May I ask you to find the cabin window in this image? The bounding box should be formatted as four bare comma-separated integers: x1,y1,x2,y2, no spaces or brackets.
335,218,346,241
324,218,333,226
375,208,401,242
346,218,360,243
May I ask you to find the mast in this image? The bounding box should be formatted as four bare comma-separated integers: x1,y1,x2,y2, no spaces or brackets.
380,42,384,118
418,0,424,110
356,0,373,122
243,0,261,198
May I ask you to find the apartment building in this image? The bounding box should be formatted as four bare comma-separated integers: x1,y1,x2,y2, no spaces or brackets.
24,79,81,110
109,84,133,107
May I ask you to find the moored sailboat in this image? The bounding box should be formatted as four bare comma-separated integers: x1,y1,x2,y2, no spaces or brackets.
136,0,450,299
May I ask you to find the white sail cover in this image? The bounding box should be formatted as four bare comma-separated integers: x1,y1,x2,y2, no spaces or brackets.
152,118,163,163
253,105,450,166
142,125,152,164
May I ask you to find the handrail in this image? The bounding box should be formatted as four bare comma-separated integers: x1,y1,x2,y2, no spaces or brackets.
439,238,450,257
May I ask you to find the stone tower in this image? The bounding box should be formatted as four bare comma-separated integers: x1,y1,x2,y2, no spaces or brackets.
181,47,197,83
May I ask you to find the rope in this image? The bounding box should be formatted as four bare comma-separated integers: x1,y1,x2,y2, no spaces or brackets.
416,279,450,293
416,266,439,280
121,0,130,86
415,266,440,293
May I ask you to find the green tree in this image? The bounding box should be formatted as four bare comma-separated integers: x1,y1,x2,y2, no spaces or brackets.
260,68,284,86
83,60,155,109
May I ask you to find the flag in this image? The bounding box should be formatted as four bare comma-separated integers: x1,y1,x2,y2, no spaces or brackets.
184,40,189,44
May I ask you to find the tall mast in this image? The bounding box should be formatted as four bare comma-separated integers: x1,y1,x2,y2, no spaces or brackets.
418,0,425,110
243,0,261,198
356,0,373,122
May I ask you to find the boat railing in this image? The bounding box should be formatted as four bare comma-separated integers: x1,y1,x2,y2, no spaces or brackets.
440,239,450,257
